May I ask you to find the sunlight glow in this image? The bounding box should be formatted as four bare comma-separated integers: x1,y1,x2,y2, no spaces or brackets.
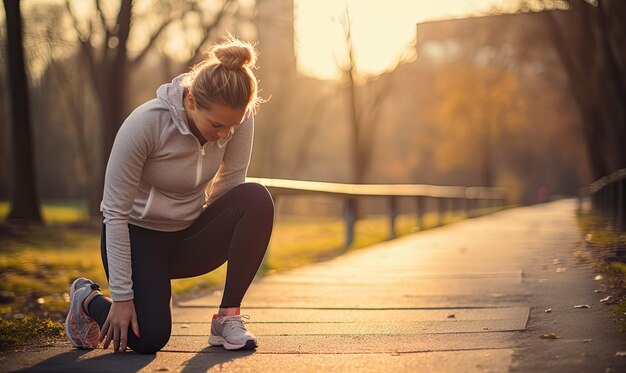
294,0,518,79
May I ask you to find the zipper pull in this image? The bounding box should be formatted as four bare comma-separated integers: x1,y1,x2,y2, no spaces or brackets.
201,146,205,156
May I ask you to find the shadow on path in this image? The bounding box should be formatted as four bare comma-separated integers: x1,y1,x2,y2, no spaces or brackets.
10,349,155,373
180,346,255,372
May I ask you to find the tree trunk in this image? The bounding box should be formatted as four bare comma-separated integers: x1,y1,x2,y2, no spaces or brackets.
82,0,132,218
542,0,626,179
4,0,42,224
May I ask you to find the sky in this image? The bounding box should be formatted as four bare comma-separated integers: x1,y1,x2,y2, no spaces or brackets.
294,0,518,79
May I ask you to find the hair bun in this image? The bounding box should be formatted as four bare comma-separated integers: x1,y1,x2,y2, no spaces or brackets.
213,42,256,70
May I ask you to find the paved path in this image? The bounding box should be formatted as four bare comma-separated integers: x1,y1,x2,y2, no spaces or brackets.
2,199,626,372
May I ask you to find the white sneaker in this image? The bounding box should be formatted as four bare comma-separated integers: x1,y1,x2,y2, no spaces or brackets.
208,307,257,350
64,278,101,349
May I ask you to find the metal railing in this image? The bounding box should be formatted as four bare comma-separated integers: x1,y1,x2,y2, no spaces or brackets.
247,177,507,248
587,168,626,230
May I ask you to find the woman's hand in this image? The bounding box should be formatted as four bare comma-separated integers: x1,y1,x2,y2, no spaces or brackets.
99,300,140,353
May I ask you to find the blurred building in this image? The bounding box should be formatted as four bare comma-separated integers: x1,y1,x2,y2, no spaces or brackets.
402,11,589,202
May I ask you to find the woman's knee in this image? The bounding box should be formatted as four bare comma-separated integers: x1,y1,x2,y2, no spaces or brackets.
237,183,274,213
129,326,171,354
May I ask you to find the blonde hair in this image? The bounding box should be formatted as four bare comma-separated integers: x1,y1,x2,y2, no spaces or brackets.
183,37,261,112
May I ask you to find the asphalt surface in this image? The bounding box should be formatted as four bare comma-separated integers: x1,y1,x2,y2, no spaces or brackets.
2,199,625,372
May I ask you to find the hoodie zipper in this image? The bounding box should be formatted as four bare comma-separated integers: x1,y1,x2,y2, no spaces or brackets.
195,143,205,188
139,186,155,219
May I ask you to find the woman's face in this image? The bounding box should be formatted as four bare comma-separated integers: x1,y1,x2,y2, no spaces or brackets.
186,96,246,142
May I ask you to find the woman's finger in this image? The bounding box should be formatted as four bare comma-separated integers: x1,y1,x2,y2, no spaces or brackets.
99,319,110,343
131,312,140,339
113,324,120,352
103,324,113,349
120,324,128,353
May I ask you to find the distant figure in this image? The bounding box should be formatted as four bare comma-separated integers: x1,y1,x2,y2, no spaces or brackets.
537,185,550,203
65,38,273,354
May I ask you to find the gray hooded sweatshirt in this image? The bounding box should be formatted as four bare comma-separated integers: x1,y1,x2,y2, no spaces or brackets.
101,74,253,301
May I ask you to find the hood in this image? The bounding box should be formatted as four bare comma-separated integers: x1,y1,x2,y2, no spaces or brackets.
156,73,191,135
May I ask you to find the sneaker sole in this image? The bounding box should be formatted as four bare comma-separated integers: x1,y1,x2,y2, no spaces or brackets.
209,335,257,350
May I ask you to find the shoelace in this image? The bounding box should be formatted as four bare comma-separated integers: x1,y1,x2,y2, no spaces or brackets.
217,315,251,332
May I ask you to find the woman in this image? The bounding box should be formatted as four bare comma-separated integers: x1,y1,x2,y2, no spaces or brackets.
64,38,274,354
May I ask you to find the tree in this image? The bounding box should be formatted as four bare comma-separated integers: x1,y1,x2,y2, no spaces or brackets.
3,0,42,224
0,22,10,200
520,0,626,178
433,63,527,187
336,6,410,183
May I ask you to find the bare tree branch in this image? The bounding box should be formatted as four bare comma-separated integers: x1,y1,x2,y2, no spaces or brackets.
114,0,131,38
88,10,94,40
131,3,197,67
45,38,93,189
114,0,132,64
95,0,115,69
596,1,626,102
360,43,413,128
64,0,86,41
65,0,98,87
94,0,115,68
337,5,361,181
184,0,237,67
95,0,111,37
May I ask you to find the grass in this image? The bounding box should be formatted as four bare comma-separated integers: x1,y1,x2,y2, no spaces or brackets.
0,200,476,348
576,212,626,332
0,200,89,225
0,317,64,349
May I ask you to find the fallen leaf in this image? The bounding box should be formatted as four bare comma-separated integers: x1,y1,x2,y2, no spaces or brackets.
540,333,558,339
36,298,45,305
556,267,567,273
600,296,612,303
447,314,455,319
180,325,190,329
553,259,560,265
585,233,592,242
574,304,591,309
615,351,626,357
545,308,552,313
595,275,603,281
594,289,604,293
583,339,592,343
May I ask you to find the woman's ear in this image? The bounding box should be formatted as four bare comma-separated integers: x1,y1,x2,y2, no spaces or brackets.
188,95,196,110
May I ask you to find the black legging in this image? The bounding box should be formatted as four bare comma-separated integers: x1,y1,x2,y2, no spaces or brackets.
87,182,274,354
